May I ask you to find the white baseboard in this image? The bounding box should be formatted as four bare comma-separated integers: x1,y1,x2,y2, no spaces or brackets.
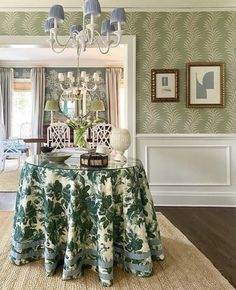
152,191,236,206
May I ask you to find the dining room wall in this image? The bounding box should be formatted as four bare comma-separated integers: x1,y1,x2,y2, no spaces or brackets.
0,11,235,134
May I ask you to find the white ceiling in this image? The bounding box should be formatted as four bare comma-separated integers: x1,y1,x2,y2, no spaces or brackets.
0,46,124,67
0,0,235,11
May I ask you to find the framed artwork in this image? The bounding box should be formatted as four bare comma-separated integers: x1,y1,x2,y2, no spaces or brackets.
151,69,179,102
186,62,225,108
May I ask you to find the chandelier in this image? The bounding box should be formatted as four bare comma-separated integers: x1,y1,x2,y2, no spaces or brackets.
58,70,100,102
44,0,126,56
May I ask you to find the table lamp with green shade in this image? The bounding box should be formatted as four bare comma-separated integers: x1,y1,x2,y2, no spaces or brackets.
44,100,59,124
90,99,105,120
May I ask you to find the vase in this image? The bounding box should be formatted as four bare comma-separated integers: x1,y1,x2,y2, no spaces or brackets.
110,128,131,162
73,129,87,148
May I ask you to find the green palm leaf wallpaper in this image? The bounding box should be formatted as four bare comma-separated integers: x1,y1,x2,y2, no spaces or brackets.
0,11,236,133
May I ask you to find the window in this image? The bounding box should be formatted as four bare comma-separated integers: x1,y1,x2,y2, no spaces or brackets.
11,79,32,138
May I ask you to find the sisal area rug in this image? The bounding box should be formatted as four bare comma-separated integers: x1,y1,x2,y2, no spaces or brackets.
0,212,234,290
0,170,20,192
0,159,20,192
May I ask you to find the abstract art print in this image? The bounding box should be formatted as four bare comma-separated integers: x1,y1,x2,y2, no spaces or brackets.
186,62,225,108
151,69,179,102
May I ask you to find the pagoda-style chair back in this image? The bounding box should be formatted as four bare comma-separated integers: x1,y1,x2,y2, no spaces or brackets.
0,139,25,169
90,123,112,149
0,122,28,169
20,122,32,139
47,122,70,149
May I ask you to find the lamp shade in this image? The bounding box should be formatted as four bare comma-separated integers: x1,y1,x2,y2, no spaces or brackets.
90,99,105,112
101,20,115,35
44,18,55,34
70,24,83,36
84,0,101,18
48,4,64,22
44,100,59,111
110,8,126,25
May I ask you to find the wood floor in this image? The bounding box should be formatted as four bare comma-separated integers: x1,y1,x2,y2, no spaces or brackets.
157,207,236,289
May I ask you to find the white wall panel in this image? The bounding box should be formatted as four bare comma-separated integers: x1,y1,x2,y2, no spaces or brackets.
145,145,230,186
136,134,236,206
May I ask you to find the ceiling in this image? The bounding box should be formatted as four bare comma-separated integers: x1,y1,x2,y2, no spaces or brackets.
0,0,235,11
0,46,124,67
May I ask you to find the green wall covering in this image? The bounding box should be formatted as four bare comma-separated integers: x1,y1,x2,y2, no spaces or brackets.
14,68,31,78
1,11,236,133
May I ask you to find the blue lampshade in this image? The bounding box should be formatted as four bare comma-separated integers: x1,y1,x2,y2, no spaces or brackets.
101,20,115,35
70,25,83,36
110,8,126,25
48,4,64,22
44,18,55,33
84,0,101,18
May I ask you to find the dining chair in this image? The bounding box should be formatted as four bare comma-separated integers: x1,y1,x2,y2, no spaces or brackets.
0,139,26,169
19,122,33,153
89,123,113,149
0,121,28,169
47,122,70,149
20,122,32,138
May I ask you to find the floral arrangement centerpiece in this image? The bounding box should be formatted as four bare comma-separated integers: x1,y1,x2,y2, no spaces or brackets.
66,115,99,148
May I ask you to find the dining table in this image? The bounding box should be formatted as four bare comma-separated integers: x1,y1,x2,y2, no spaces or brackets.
10,155,164,287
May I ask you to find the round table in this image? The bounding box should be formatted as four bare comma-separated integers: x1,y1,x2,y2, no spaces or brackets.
11,155,164,287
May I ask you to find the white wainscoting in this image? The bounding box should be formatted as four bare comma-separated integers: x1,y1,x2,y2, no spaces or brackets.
136,134,236,206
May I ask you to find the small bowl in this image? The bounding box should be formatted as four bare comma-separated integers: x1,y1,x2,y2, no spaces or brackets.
44,152,71,163
41,146,54,153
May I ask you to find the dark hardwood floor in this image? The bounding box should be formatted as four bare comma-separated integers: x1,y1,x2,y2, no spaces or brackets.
156,207,236,289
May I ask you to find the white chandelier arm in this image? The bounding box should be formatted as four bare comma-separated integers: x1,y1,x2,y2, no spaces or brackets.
110,32,122,48
85,25,95,45
48,38,70,54
96,44,110,55
81,82,97,92
59,83,72,92
93,31,111,54
50,28,72,48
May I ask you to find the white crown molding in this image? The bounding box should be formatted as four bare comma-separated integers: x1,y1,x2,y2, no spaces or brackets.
0,0,236,12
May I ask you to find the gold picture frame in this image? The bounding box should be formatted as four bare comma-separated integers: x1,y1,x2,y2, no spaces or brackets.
186,62,225,108
151,69,179,102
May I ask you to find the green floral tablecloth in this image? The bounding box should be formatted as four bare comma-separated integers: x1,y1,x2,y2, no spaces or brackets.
10,156,164,287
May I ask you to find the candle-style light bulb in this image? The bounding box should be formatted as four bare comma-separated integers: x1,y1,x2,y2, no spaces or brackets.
58,73,64,82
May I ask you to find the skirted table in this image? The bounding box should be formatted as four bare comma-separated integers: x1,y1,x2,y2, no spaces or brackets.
10,155,164,287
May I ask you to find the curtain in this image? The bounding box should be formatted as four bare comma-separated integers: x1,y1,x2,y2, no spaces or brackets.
0,87,5,140
31,68,45,137
0,86,4,126
105,68,122,128
0,68,13,138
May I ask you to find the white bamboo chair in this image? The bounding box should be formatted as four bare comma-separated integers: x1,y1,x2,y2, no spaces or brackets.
19,122,32,155
0,122,26,169
47,122,70,149
20,122,32,139
89,123,112,149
